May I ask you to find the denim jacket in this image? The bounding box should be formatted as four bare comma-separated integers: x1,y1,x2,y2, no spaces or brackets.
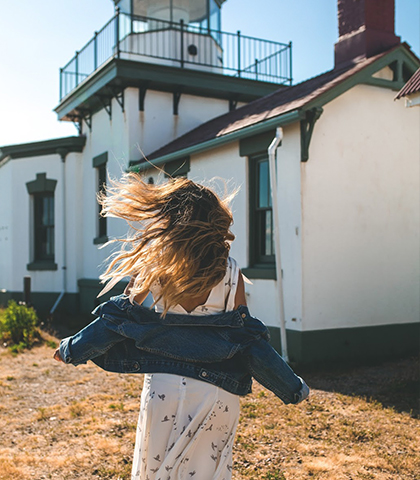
59,294,309,405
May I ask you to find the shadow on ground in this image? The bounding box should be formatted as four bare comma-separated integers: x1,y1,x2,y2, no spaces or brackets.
303,356,419,418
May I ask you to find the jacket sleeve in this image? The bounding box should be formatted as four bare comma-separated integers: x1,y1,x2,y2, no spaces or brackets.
244,337,309,404
59,317,126,366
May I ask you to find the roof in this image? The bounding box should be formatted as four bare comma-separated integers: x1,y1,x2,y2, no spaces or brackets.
136,43,418,167
395,67,420,99
0,136,86,163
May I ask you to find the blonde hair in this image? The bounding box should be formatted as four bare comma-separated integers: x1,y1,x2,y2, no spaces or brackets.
99,173,236,315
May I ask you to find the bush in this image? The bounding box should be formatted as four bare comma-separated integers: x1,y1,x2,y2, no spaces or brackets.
0,300,39,348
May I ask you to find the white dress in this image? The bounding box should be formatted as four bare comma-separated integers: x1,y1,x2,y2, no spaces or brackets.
131,258,241,480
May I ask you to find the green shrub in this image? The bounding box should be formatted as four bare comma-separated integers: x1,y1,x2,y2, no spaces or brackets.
0,300,39,348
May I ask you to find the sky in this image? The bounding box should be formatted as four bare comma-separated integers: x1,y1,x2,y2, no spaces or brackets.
0,0,418,146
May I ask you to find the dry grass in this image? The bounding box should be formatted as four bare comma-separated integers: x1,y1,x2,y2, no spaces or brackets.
0,335,418,480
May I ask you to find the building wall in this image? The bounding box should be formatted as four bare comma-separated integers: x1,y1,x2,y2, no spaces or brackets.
0,161,13,292
77,87,233,284
176,125,303,334
0,155,63,313
238,123,303,333
65,152,85,293
118,87,233,162
275,123,303,333
301,83,420,332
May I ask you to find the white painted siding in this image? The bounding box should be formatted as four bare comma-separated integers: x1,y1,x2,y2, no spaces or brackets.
189,142,247,267
301,84,420,330
180,128,304,332
108,87,232,162
0,161,13,292
9,156,62,294
78,87,232,281
275,123,303,331
64,152,84,293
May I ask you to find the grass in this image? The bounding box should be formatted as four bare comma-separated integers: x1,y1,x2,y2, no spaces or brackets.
0,338,418,480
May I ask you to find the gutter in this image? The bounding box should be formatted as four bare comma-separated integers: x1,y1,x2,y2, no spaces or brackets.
130,110,304,172
268,128,289,362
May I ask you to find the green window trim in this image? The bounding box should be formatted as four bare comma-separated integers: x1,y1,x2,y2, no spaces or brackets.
164,157,190,178
93,152,108,242
26,173,57,194
239,130,276,157
26,173,57,266
27,261,58,271
93,235,109,245
92,152,108,168
241,267,276,280
248,154,275,269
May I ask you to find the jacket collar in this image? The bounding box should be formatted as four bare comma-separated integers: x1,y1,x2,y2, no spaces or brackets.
95,294,249,328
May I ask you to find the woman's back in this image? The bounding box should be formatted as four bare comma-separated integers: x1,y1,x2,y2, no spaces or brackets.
150,257,240,315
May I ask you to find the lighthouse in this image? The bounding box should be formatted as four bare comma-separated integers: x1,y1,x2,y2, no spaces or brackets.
56,0,292,158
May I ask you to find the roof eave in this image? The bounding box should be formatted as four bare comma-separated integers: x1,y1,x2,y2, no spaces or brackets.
0,136,86,163
130,109,305,172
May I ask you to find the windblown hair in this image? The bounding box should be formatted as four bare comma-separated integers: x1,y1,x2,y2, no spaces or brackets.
99,173,236,315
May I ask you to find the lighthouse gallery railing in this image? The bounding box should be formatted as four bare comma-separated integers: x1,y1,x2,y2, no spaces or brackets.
59,10,292,100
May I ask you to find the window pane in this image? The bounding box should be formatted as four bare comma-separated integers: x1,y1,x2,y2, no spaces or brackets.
258,159,271,208
34,194,54,261
251,155,274,265
46,227,55,256
209,0,221,42
265,209,273,256
97,165,107,238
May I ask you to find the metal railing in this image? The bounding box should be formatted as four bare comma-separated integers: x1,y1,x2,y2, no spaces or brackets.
59,9,292,101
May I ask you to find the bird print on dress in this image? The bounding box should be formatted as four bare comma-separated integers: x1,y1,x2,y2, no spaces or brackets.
131,258,240,480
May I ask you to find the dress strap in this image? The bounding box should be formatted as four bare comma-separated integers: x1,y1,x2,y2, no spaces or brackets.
224,257,240,312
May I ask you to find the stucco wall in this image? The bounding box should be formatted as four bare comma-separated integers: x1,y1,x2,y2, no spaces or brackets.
5,155,63,293
0,161,13,292
189,142,247,267
240,123,303,331
121,87,232,161
301,83,420,331
64,152,84,293
78,87,233,282
275,123,303,332
177,126,303,332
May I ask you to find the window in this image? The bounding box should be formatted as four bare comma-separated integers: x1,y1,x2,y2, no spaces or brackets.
250,154,275,267
239,130,277,279
26,173,57,271
93,152,108,244
34,194,55,261
97,163,107,238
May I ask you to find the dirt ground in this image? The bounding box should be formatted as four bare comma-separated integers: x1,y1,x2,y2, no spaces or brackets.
0,336,418,480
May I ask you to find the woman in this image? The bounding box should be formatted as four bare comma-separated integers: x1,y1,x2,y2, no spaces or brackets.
55,174,309,480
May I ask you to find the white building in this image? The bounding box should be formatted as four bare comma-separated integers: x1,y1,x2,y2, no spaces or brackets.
0,0,418,364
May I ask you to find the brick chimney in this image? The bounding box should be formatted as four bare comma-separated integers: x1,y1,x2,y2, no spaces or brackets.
334,0,400,68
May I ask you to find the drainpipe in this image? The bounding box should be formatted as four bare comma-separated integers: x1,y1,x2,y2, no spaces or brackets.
268,127,289,362
51,148,68,314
